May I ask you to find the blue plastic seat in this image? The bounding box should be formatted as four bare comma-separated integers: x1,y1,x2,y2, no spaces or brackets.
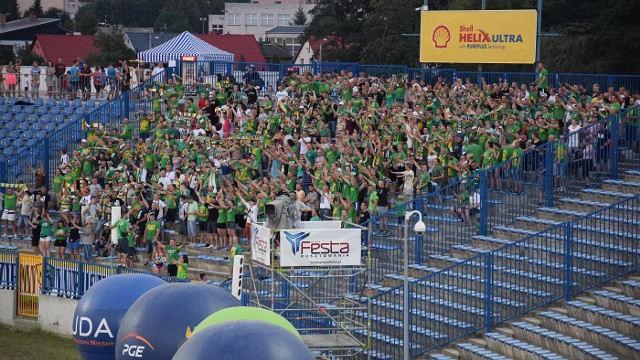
2,147,13,156
7,97,18,105
4,122,17,130
33,97,44,106
46,98,57,107
74,107,85,114
0,138,10,147
12,138,23,148
23,106,34,114
59,98,70,107
72,98,82,107
40,114,51,123
11,106,21,114
63,106,74,116
54,114,64,124
0,104,7,113
18,122,30,131
49,106,60,115
21,130,33,139
14,113,25,122
86,99,96,108
0,96,5,105
1,113,11,122
37,106,48,114
44,123,56,132
25,139,37,148
28,114,40,123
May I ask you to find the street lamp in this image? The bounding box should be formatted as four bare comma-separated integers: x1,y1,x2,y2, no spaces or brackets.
319,37,327,63
199,17,207,34
403,210,426,360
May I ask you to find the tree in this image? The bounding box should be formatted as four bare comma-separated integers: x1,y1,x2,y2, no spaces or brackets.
360,0,423,67
25,0,44,18
43,7,74,31
0,0,21,21
154,0,201,33
292,6,307,26
303,0,373,62
85,31,136,67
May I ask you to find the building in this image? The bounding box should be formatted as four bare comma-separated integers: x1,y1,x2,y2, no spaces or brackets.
222,2,315,41
295,37,343,64
31,34,98,64
197,34,266,64
208,15,224,34
265,25,305,55
124,31,178,53
18,0,88,17
0,14,63,55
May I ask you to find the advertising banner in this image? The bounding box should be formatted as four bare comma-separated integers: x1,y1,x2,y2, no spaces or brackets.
250,224,272,266
280,229,361,267
299,221,342,230
420,10,537,64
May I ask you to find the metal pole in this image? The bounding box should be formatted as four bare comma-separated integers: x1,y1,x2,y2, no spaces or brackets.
319,43,323,63
536,0,542,62
478,0,486,74
403,215,409,360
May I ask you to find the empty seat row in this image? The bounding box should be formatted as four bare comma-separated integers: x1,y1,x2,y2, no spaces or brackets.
354,311,448,340
415,279,526,309
457,342,511,360
485,332,566,360
566,300,640,336
0,96,102,108
538,311,640,358
368,297,476,331
510,321,617,360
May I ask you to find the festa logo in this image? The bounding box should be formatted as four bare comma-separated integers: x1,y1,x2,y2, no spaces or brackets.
252,226,269,252
432,25,451,48
285,231,350,257
458,25,523,46
118,333,155,358
284,231,310,255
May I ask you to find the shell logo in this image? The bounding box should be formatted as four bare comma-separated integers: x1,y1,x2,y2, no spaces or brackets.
432,25,451,48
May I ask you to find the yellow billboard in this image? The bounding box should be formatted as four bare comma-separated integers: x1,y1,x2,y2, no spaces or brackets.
420,10,537,64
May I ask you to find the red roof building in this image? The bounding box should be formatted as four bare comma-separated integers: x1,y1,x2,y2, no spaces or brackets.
31,34,98,64
196,34,266,64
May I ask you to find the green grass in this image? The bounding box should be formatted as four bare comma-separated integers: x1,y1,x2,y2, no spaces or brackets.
0,323,81,360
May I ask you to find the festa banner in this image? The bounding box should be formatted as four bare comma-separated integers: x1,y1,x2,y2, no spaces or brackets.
279,229,361,267
250,224,272,266
420,10,537,64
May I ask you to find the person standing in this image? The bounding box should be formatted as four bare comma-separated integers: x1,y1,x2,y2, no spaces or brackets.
110,215,132,267
80,63,92,101
54,58,66,99
92,65,104,99
165,239,183,277
68,60,80,99
1,188,18,239
533,61,549,98
30,61,41,99
45,60,55,98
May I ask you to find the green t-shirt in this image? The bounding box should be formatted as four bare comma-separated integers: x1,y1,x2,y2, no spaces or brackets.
54,226,68,241
187,202,199,221
3,193,17,210
40,219,53,236
176,263,188,279
538,68,548,89
145,220,160,241
115,219,131,239
166,245,179,262
52,175,64,193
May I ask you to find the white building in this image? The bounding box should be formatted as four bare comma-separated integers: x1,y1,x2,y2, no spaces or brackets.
222,1,315,41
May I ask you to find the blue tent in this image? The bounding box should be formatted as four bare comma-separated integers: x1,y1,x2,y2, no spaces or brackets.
137,31,234,62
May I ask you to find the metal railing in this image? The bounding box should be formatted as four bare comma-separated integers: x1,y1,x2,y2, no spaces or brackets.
365,193,640,358
41,257,188,299
0,251,18,289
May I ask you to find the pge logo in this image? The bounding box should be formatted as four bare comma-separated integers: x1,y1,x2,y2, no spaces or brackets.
432,25,451,48
284,231,310,255
118,333,155,358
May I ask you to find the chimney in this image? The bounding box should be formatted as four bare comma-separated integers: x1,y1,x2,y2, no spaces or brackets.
0,13,7,27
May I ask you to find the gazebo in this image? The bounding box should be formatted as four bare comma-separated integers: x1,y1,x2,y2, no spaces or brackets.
137,31,234,62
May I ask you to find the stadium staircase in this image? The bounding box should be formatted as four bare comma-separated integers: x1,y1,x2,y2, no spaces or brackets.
348,169,640,359
430,273,640,360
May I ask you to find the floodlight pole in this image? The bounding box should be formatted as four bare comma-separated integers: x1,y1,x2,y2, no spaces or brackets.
404,210,423,360
536,0,542,62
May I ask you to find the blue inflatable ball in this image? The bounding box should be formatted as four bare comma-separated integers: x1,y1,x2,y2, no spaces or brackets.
72,274,166,360
115,283,239,360
172,320,315,360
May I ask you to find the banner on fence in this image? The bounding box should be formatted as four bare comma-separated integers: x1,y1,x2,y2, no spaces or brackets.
420,10,537,64
250,224,272,266
299,221,342,230
280,229,361,267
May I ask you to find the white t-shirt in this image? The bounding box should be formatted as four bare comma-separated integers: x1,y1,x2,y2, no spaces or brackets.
276,90,289,103
402,169,415,190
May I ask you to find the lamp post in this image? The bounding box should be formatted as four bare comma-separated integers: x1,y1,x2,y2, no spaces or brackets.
200,17,207,34
403,210,426,360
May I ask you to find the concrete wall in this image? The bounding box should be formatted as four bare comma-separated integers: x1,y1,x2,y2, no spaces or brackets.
39,295,78,337
0,289,16,326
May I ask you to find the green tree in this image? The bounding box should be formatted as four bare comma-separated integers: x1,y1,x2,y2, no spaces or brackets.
74,4,98,34
154,0,201,33
43,7,74,31
292,6,307,26
73,0,167,35
0,0,21,21
360,0,423,66
303,0,372,62
85,31,136,67
25,0,44,18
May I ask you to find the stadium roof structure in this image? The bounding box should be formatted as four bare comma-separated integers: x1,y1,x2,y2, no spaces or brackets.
31,34,98,64
138,31,234,63
0,17,60,35
197,34,267,64
265,25,306,35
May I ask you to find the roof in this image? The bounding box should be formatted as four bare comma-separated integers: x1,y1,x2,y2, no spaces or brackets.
265,25,306,35
0,17,60,35
138,31,233,62
261,43,294,60
125,32,178,52
32,34,98,64
197,34,266,64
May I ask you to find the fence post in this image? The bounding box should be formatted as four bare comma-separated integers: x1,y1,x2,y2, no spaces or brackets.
564,223,573,301
452,69,457,82
279,64,286,81
610,114,619,180
484,252,493,332
0,160,6,185
77,262,84,297
545,143,554,207
479,170,489,236
42,137,50,189
607,75,613,87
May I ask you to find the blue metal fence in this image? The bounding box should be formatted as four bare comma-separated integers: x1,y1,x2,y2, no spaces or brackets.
41,257,188,298
365,193,640,358
0,251,18,289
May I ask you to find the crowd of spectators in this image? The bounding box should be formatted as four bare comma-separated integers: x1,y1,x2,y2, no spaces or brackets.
1,61,638,276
